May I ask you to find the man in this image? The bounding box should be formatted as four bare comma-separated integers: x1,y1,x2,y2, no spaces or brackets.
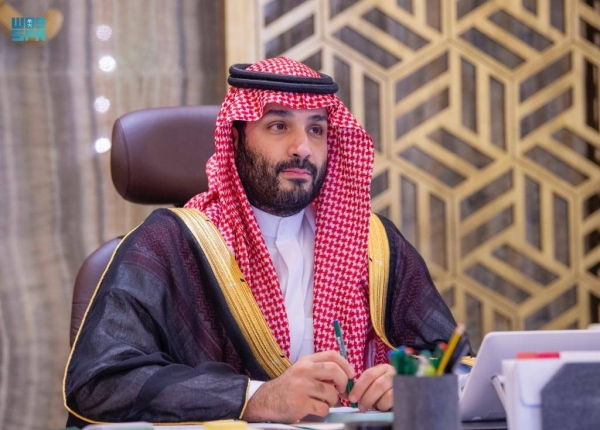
64,57,460,426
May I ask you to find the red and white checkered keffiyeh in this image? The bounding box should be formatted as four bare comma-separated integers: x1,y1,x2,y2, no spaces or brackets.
185,57,389,376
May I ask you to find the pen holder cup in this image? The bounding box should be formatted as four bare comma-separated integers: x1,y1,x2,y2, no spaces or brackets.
393,374,459,430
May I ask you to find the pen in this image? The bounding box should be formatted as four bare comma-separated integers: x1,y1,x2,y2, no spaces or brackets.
444,335,470,373
431,342,446,370
403,347,418,375
389,348,408,375
333,320,358,408
436,323,465,375
417,350,436,376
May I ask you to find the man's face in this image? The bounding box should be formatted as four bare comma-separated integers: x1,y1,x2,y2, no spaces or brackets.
233,103,328,217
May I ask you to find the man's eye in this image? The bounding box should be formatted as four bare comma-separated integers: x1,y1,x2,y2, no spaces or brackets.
269,123,286,131
310,126,324,135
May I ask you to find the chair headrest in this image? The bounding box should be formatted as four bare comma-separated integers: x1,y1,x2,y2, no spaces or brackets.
111,105,220,206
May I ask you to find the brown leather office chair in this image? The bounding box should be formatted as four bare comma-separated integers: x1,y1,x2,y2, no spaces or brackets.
69,105,220,346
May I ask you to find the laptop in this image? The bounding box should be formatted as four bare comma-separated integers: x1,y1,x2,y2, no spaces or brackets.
459,330,600,423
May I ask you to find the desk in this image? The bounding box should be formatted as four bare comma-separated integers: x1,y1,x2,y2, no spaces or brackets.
76,411,507,430
461,421,506,430
77,418,507,430
304,408,506,430
81,422,506,430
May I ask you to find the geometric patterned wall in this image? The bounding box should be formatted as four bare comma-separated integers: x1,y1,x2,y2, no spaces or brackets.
226,0,600,349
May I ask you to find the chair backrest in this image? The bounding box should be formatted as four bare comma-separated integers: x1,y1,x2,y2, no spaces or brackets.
69,105,220,345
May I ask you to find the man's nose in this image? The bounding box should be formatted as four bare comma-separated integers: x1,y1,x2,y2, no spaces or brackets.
289,130,311,159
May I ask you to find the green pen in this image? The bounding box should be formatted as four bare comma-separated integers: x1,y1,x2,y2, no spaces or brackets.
393,347,408,375
333,320,358,408
431,342,446,370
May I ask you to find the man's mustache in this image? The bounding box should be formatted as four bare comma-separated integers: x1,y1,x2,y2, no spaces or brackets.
275,159,318,177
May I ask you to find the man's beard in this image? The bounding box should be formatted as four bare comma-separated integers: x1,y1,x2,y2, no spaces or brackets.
234,136,327,217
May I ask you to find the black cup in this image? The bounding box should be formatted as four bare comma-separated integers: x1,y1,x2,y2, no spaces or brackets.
393,374,459,430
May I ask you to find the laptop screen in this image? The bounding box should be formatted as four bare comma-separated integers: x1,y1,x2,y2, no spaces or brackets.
459,329,600,422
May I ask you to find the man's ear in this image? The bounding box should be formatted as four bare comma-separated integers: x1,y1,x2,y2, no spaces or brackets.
232,127,239,152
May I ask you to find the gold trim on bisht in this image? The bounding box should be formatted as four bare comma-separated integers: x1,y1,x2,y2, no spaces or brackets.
176,209,405,374
62,214,245,425
367,214,475,367
170,208,292,378
368,213,394,350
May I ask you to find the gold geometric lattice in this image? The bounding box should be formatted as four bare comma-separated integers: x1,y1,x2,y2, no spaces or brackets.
227,0,600,349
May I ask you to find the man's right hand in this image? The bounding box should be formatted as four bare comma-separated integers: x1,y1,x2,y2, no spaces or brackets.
241,350,355,423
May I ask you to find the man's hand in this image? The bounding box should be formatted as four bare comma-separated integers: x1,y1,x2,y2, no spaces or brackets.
349,363,395,412
241,350,355,423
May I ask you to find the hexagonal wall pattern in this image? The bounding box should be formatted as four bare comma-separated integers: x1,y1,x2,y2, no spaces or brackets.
229,0,600,349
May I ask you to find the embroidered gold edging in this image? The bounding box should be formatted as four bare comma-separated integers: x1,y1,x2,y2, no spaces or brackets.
62,226,141,425
368,215,476,366
170,208,292,379
368,214,395,350
238,378,251,419
61,217,237,426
